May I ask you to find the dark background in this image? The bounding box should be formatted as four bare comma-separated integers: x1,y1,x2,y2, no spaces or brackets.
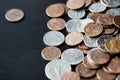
0,0,67,80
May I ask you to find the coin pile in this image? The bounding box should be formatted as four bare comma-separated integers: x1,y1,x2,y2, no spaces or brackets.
42,0,120,80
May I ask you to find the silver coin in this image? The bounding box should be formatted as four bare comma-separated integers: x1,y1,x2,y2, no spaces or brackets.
100,0,120,7
5,8,24,22
106,8,120,16
43,31,64,46
45,59,71,80
68,9,86,19
96,35,112,52
83,35,97,48
116,75,120,80
89,2,106,13
61,48,84,65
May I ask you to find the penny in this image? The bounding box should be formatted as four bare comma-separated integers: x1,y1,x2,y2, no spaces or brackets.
68,9,86,19
84,23,103,37
43,31,64,46
105,38,120,54
45,59,71,80
65,32,83,46
87,48,110,65
113,15,120,28
41,46,61,61
96,68,116,80
76,47,89,54
60,71,80,80
106,8,120,16
5,8,24,22
116,75,120,80
59,3,69,14
103,65,113,73
46,3,65,17
61,48,84,65
66,0,85,9
84,0,92,7
76,63,96,78
89,2,106,13
102,26,116,35
96,35,112,52
47,18,66,31
77,42,90,50
97,14,114,25
90,13,102,22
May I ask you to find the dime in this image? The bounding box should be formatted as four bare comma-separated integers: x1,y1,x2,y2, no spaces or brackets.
106,8,120,16
47,18,66,31
102,27,116,35
41,46,61,61
43,31,64,46
113,15,120,28
5,8,24,22
45,59,71,80
61,48,84,65
65,32,83,46
116,75,120,80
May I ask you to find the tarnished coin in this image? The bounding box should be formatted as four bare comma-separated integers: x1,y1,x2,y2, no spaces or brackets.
96,68,116,80
66,0,85,9
43,31,64,46
61,48,84,65
116,75,120,80
45,59,71,80
96,35,112,52
47,18,66,31
113,15,120,28
90,13,102,22
46,3,65,17
76,63,97,78
102,26,116,35
89,2,106,13
60,71,80,80
5,8,24,22
68,9,86,19
84,0,92,7
65,32,83,46
84,23,103,37
41,46,61,61
106,8,120,16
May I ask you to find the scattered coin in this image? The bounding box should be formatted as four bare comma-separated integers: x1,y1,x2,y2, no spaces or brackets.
5,8,24,22
61,48,84,65
113,15,120,28
106,8,120,16
116,74,120,80
43,31,64,46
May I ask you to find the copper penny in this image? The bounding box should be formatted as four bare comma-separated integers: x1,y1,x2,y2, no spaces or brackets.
60,71,80,80
77,42,90,50
84,23,103,37
103,66,113,74
90,13,102,22
105,38,120,54
46,3,65,17
66,0,85,9
113,15,120,28
65,32,83,46
97,14,114,25
47,18,66,31
76,63,96,78
60,3,69,14
41,46,61,61
96,68,116,80
76,47,89,54
102,26,116,35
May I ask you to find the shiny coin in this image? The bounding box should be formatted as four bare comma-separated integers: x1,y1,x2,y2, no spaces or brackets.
5,8,24,22
106,8,120,16
41,46,61,61
68,9,86,19
96,35,112,52
43,31,64,46
61,48,84,65
116,75,120,80
46,3,65,17
113,15,120,28
89,2,106,13
65,32,83,46
45,59,71,80
102,26,116,35
47,18,66,31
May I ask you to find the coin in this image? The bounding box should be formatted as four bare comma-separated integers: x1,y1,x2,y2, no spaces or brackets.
116,75,120,80
81,76,99,80
76,48,89,54
46,3,65,17
96,35,112,52
84,0,92,7
89,2,106,13
76,63,97,78
43,31,64,46
106,8,120,16
45,59,71,80
112,27,119,36
102,26,116,35
84,23,103,37
77,42,90,50
67,9,86,19
113,15,120,28
41,46,61,61
65,32,83,46
60,71,80,80
90,13,102,22
66,0,85,9
5,8,24,22
47,18,66,31
61,48,84,65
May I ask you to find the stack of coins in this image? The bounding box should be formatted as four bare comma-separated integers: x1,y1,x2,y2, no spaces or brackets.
42,0,120,80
